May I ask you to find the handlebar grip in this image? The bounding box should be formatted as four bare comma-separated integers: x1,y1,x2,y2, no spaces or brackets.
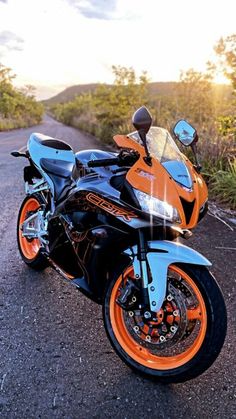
87,158,119,167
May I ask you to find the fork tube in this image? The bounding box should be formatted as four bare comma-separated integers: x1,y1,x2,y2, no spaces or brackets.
138,230,150,305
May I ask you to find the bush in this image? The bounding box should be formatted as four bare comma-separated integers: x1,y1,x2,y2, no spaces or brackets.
209,159,236,208
0,64,44,130
218,115,236,139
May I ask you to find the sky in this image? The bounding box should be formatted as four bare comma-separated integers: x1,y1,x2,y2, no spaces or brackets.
0,0,235,100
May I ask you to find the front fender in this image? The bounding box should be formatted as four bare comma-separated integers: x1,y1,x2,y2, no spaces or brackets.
127,240,211,312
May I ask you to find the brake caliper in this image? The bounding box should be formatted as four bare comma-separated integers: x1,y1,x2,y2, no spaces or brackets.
116,277,140,310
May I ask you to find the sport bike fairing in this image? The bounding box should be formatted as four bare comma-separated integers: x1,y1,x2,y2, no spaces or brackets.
114,127,208,230
14,108,227,383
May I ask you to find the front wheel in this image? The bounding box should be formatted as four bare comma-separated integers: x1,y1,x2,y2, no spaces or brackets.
103,264,227,383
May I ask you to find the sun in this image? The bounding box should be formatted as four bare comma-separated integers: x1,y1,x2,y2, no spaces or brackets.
213,73,230,85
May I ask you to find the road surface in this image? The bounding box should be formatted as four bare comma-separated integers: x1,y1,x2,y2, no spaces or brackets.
0,115,235,418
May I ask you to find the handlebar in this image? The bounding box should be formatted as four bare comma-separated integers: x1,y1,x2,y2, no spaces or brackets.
87,150,140,168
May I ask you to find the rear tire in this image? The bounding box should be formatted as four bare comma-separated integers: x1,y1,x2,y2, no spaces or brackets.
103,264,227,383
17,194,48,270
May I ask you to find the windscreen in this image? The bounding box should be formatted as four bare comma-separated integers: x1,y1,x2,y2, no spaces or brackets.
128,126,183,163
128,127,192,188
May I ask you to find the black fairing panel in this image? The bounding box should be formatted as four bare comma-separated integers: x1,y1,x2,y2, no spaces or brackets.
48,216,84,278
48,174,72,202
48,213,132,302
40,158,75,201
76,226,132,300
75,149,117,165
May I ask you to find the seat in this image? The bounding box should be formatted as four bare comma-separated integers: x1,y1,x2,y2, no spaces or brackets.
40,158,75,202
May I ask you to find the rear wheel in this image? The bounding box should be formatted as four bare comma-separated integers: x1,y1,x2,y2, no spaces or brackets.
103,264,227,383
17,194,48,270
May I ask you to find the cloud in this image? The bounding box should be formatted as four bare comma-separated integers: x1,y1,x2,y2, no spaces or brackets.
0,0,7,3
0,31,24,53
67,0,118,20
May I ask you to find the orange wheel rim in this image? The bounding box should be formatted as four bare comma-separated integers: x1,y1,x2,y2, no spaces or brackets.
110,265,207,370
19,198,41,260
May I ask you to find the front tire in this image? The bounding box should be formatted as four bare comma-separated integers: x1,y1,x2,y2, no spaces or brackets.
17,194,48,270
103,264,227,383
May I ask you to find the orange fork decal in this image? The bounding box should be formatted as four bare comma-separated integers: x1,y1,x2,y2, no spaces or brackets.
86,193,138,222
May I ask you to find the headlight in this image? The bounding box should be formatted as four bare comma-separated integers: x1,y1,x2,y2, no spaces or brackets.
134,189,181,223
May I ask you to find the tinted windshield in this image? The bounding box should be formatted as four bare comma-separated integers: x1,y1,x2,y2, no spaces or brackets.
128,126,183,163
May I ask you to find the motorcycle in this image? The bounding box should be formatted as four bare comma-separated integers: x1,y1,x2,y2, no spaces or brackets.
12,106,227,383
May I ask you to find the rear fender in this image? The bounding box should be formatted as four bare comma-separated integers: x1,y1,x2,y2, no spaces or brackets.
125,240,211,312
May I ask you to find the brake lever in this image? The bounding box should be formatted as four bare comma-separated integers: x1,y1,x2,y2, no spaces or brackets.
118,150,140,166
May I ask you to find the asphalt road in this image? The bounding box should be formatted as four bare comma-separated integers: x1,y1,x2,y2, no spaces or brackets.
0,115,235,419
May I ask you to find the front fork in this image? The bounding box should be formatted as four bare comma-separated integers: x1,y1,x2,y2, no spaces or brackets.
126,231,212,313
137,230,150,307
136,230,165,313
127,229,168,313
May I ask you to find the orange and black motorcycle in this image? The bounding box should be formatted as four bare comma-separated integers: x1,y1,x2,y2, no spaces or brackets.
12,107,227,383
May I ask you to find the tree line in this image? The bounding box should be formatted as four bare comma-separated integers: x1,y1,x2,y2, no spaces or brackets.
50,35,236,208
0,64,44,130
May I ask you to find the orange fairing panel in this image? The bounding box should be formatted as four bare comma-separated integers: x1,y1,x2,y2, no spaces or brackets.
114,135,144,154
113,135,208,229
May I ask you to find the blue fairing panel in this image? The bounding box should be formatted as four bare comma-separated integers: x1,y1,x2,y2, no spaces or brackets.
148,240,211,266
162,160,193,189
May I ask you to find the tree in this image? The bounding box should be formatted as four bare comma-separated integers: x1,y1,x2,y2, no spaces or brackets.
175,68,214,126
93,66,149,141
0,63,44,128
214,34,236,92
0,63,15,85
20,84,37,97
211,35,236,140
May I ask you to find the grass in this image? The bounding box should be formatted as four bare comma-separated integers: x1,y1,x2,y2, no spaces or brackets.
0,117,41,131
209,159,236,209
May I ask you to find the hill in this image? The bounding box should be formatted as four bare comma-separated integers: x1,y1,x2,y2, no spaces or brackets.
43,82,184,105
43,83,101,105
43,81,232,106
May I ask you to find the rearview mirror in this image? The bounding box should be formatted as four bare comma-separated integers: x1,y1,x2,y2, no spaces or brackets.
132,106,152,135
173,120,198,146
132,106,153,166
